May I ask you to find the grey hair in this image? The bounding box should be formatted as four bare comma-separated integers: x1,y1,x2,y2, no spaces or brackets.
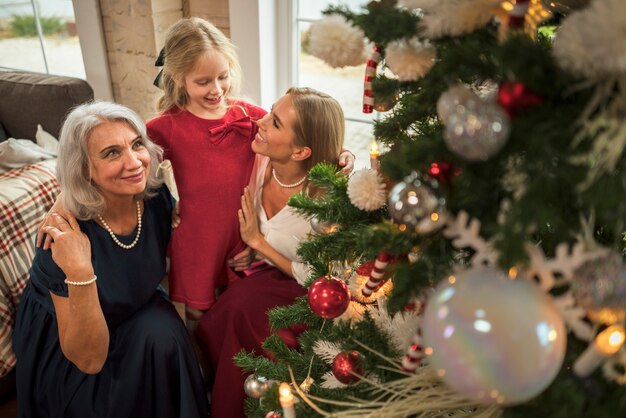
57,101,163,220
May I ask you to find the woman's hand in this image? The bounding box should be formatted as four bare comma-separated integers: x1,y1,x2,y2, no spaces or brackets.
37,194,71,250
43,213,93,280
237,187,264,250
338,149,356,175
228,246,256,271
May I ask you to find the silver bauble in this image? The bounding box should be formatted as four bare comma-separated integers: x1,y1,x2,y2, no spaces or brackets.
571,250,626,323
437,84,479,123
443,102,510,162
388,171,446,234
243,374,270,399
310,217,341,234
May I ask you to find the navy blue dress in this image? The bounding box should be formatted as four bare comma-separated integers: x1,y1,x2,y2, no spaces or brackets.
12,186,208,418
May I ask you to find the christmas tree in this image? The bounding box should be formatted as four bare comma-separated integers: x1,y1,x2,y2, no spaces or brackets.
237,1,626,416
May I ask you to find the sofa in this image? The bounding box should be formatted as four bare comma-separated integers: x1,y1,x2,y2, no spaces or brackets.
0,71,93,403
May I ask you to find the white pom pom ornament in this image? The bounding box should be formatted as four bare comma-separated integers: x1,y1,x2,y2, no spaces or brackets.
308,14,369,68
347,169,387,211
384,37,436,81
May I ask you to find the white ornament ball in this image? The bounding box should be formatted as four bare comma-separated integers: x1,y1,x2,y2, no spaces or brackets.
422,267,567,405
443,102,510,162
308,14,369,68
347,168,387,211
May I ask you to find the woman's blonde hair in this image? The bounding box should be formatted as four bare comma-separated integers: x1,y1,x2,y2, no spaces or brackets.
157,17,242,112
57,101,163,220
286,87,345,173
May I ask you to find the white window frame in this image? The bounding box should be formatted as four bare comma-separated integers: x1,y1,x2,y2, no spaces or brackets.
229,0,379,128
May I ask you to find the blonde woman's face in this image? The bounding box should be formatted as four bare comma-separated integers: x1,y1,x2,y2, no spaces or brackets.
182,50,231,118
87,121,150,202
252,94,299,161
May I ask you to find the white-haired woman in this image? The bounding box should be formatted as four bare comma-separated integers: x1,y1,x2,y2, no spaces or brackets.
12,101,208,418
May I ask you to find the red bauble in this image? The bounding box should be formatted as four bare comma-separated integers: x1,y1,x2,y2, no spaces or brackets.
428,161,459,187
496,82,543,118
356,261,375,276
264,412,280,418
307,276,351,319
332,351,364,384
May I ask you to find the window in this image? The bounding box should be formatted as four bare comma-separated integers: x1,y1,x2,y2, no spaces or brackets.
0,0,85,78
293,0,381,170
0,0,112,99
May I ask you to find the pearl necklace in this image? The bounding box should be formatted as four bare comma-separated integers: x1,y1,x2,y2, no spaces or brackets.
272,168,307,188
97,201,142,250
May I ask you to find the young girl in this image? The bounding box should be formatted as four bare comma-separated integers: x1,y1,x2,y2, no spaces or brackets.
147,18,354,323
147,18,265,322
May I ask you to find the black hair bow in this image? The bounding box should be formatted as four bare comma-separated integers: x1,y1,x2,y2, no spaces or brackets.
153,48,165,88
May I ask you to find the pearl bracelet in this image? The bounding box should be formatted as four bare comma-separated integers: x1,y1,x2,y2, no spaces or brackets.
64,275,98,286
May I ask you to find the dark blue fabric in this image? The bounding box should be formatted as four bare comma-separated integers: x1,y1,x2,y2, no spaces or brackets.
13,186,208,418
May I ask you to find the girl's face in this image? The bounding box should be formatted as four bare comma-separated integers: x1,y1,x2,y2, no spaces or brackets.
87,121,150,203
182,50,231,118
252,94,300,161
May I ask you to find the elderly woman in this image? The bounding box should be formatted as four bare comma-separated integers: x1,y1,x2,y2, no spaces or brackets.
12,102,208,418
197,87,345,418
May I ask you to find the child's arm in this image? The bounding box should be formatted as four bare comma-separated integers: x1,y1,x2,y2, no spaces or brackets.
228,246,256,271
339,149,356,175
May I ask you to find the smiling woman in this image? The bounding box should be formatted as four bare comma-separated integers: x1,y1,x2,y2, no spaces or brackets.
12,101,209,418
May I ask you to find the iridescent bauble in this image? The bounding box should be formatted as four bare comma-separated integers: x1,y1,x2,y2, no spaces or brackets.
332,351,364,384
437,84,479,123
443,103,510,162
387,171,446,235
422,267,566,405
308,276,351,319
310,217,341,234
571,251,626,324
244,374,270,399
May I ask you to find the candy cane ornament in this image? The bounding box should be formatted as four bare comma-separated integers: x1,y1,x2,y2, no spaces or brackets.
361,251,390,297
402,327,424,372
362,45,382,114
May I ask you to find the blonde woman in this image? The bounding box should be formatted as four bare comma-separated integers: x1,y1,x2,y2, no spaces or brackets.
197,87,345,418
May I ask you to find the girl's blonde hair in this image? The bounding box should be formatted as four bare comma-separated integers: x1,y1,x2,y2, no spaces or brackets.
286,87,345,173
157,17,242,112
57,101,163,220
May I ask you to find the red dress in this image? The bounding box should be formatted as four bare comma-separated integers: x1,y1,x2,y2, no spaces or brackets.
147,102,266,310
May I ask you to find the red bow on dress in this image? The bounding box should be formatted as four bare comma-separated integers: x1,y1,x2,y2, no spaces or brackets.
207,116,254,144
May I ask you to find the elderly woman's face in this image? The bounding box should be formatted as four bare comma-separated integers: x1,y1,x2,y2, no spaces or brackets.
252,94,299,161
87,121,150,202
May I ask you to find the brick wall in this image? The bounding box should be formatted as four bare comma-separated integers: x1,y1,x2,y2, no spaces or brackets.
98,0,231,120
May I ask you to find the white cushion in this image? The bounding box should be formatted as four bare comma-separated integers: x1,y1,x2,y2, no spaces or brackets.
36,124,59,155
0,138,56,174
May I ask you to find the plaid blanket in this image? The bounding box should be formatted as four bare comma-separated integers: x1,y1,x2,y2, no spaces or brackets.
0,159,58,377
